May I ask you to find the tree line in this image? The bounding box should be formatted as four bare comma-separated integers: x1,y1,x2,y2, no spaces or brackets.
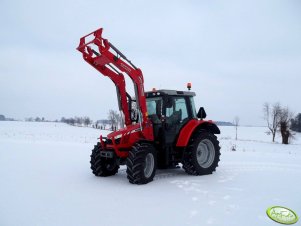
0,114,16,121
1,111,123,131
61,110,123,131
60,116,92,127
2,106,301,139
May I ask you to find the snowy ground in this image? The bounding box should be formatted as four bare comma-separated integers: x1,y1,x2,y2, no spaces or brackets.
0,121,300,226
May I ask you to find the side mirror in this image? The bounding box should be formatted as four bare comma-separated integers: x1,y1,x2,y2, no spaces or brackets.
197,107,207,119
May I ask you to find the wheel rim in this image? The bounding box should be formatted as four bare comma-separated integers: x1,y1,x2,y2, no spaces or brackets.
196,139,215,168
144,153,154,178
106,162,115,171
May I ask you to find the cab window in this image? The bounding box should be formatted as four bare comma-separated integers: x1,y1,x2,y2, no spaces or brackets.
146,97,162,124
165,97,188,123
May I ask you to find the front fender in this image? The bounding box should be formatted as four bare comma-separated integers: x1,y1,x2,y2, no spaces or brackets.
176,119,220,147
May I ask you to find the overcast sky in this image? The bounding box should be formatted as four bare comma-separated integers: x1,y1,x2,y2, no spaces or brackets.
1,0,300,126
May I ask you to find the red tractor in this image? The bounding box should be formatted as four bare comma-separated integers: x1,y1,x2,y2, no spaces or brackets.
77,28,221,184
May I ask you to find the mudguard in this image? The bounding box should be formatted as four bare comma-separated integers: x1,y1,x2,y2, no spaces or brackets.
176,119,220,147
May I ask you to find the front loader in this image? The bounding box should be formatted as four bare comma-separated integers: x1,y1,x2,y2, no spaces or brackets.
77,27,221,184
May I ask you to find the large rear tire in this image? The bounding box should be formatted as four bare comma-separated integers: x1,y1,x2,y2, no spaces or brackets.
182,131,220,175
126,143,157,184
90,142,119,177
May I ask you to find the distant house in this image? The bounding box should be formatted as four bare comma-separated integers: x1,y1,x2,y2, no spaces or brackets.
215,121,234,126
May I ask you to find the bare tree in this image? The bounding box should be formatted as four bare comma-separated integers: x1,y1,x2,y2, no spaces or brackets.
116,112,125,129
108,110,118,130
291,113,301,132
0,115,5,121
234,116,239,140
102,120,107,130
263,102,281,142
83,116,91,126
99,119,109,130
68,118,75,125
75,117,82,125
26,117,34,122
279,107,294,144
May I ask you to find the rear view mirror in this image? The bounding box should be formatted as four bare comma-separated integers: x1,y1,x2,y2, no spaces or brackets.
197,107,207,119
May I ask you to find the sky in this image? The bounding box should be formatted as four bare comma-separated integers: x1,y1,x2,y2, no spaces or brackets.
0,0,300,126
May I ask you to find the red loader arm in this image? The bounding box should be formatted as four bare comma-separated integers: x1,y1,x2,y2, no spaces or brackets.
77,28,148,128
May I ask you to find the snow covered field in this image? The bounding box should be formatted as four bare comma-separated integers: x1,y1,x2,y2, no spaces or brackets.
0,121,300,226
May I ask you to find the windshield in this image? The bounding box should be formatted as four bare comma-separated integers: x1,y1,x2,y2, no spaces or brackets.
146,97,162,116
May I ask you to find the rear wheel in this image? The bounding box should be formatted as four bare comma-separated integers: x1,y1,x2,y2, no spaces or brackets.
126,143,157,184
182,131,220,175
90,142,119,177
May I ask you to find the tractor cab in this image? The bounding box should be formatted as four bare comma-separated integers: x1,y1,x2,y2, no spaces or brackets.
146,89,205,168
146,90,197,143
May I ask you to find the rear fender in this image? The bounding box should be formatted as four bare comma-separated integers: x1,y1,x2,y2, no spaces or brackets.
176,119,220,147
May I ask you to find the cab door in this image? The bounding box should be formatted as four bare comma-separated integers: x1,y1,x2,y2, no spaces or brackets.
164,96,190,145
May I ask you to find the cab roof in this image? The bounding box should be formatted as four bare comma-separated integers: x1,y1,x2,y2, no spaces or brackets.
145,89,196,98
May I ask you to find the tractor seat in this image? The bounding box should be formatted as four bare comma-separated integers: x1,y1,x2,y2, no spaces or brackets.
166,110,182,125
148,114,161,124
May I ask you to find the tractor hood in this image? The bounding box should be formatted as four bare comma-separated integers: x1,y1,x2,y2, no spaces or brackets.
106,124,141,142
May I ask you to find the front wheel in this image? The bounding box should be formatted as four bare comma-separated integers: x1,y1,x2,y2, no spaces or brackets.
182,132,221,175
126,143,157,184
90,143,119,177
